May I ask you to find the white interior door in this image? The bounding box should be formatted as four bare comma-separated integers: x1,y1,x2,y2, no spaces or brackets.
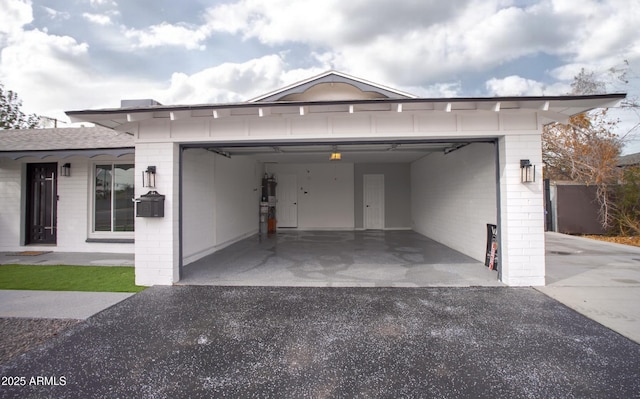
364,174,384,230
276,173,298,228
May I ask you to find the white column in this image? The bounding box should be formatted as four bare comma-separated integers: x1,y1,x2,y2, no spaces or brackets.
134,142,180,285
499,134,546,286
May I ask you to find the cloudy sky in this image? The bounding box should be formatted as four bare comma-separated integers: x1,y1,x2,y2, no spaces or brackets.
1,0,639,150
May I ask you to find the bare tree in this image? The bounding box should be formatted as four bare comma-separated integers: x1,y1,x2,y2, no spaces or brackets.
542,64,634,229
543,111,623,227
571,68,606,95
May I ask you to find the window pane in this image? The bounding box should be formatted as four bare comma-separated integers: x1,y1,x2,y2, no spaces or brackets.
95,165,112,231
113,164,135,232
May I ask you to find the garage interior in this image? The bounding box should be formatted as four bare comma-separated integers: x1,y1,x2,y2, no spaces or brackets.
179,139,502,287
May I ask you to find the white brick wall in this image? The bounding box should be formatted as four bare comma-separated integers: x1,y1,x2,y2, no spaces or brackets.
268,163,355,230
411,142,497,262
410,136,545,286
0,159,22,250
182,149,217,262
0,156,134,253
181,149,260,265
134,142,180,285
213,154,261,245
498,134,545,286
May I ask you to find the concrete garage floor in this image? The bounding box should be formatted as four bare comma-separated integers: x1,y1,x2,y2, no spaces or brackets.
180,230,502,287
1,286,639,398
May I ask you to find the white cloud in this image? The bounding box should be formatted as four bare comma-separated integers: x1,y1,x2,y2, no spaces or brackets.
2,0,638,126
485,75,568,96
123,22,209,50
160,54,327,104
204,0,469,47
406,82,463,98
0,17,160,122
42,6,70,21
83,12,112,26
199,0,640,88
549,0,640,66
89,0,117,7
0,0,32,37
202,1,553,85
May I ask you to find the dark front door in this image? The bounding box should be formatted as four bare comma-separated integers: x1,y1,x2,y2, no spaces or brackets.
26,163,58,245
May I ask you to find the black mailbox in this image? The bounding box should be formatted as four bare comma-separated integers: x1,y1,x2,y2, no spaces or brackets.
135,191,165,217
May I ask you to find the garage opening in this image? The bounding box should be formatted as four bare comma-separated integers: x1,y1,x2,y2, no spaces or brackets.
179,139,501,287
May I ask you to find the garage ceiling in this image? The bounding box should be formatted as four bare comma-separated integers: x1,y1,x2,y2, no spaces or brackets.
204,141,473,163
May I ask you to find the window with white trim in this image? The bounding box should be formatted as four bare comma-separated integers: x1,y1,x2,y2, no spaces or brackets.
93,163,135,232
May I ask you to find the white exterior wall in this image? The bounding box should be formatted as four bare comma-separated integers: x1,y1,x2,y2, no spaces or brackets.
267,163,355,230
131,110,545,286
498,134,545,286
182,149,216,263
0,158,22,250
411,143,497,262
213,154,261,246
134,142,180,285
182,149,261,265
0,156,134,253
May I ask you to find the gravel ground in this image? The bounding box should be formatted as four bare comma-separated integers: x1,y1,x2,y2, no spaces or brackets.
0,318,81,365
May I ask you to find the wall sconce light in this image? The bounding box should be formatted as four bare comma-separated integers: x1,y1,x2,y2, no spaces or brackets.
61,163,71,177
520,159,535,183
143,166,156,188
329,146,341,161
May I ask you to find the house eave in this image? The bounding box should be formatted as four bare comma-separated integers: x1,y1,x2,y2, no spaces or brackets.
66,93,627,129
0,147,135,160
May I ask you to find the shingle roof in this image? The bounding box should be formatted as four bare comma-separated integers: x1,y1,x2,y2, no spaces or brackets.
618,152,640,167
0,126,133,151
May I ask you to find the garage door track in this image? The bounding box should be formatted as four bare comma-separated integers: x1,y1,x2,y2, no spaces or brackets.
1,286,639,398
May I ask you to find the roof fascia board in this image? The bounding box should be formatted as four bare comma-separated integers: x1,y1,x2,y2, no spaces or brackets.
66,93,627,117
0,147,135,160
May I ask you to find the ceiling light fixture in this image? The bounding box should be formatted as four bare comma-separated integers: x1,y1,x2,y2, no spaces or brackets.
330,145,341,161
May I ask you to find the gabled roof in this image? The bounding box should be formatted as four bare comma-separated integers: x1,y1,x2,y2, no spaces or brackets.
0,126,134,159
248,70,417,102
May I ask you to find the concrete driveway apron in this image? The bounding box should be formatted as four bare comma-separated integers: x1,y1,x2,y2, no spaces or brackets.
538,232,640,344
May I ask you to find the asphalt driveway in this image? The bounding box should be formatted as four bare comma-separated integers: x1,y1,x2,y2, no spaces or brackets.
1,286,639,398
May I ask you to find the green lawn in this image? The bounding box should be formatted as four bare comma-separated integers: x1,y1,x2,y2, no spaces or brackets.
0,265,146,293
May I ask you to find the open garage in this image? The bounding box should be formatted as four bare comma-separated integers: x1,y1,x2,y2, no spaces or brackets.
179,139,501,286
66,70,624,286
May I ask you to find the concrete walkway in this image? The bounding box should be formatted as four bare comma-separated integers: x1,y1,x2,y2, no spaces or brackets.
537,232,640,344
0,290,135,319
0,251,134,266
0,251,136,319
